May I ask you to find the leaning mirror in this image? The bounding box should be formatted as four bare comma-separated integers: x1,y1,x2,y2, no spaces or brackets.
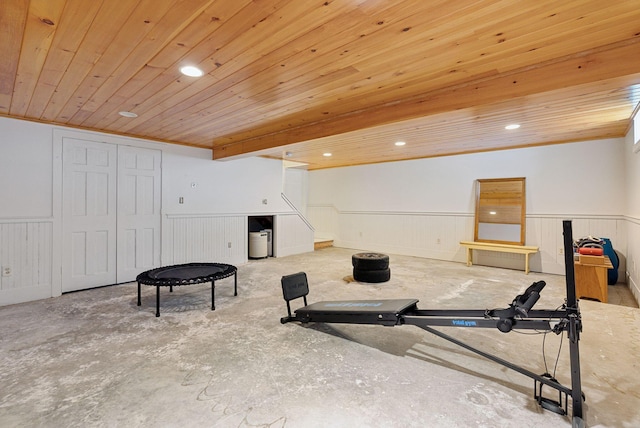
474,177,526,245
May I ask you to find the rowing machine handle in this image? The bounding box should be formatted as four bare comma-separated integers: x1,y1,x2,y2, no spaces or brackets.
515,281,546,318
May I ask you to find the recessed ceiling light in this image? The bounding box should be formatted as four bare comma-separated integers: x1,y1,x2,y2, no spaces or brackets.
505,124,520,130
489,211,497,215
118,111,138,118
394,141,406,146
323,152,332,157
180,65,204,77
285,151,293,157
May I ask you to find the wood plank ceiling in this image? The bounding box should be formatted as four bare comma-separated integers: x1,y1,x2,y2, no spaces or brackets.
1,0,640,170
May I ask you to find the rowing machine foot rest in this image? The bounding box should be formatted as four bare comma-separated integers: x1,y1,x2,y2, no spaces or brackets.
535,374,567,416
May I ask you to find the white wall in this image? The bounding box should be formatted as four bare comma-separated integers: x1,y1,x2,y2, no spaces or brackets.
308,138,627,276
0,117,272,217
0,117,313,306
310,139,625,214
624,117,640,302
283,167,308,215
0,118,54,218
2,111,633,305
163,152,293,215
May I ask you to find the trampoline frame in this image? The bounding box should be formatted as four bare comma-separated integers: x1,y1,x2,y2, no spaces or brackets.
136,262,237,317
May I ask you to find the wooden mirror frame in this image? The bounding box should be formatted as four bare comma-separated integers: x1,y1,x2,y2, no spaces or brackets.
474,177,526,245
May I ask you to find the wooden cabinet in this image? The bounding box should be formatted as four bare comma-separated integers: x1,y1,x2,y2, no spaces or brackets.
574,256,613,303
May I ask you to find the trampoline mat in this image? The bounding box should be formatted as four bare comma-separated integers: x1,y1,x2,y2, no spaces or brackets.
137,263,236,286
149,265,227,280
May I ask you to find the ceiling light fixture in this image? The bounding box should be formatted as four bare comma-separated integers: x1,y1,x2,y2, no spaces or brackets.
505,124,520,130
285,151,293,157
180,65,204,77
323,152,332,157
394,141,406,146
118,111,138,118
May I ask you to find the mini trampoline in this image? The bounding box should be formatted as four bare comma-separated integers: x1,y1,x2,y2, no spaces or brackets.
136,262,237,317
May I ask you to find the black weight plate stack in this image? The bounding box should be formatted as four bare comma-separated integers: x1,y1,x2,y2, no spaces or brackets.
352,252,390,283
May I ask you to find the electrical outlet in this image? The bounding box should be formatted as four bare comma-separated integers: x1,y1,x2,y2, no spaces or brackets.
558,247,564,255
228,242,232,248
436,238,441,244
2,266,11,277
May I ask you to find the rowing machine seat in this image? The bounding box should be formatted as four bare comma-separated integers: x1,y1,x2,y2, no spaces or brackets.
281,272,310,323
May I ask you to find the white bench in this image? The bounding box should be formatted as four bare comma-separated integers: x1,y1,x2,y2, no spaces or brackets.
460,241,539,274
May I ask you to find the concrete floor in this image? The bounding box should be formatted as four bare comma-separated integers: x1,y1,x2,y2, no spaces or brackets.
0,248,638,427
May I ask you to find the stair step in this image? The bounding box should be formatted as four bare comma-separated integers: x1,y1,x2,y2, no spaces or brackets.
314,239,334,250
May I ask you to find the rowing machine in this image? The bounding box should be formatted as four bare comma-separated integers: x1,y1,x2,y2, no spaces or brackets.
280,220,585,427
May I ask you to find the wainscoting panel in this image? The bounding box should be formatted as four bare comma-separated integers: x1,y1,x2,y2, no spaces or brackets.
0,219,53,305
275,213,314,257
624,217,640,303
334,211,471,261
307,204,338,240
163,215,246,266
307,206,628,279
164,213,314,265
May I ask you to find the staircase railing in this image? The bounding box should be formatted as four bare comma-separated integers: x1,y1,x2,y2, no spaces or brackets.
281,193,315,232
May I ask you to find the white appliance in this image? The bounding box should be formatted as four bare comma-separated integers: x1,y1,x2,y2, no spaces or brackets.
261,229,273,256
249,232,268,258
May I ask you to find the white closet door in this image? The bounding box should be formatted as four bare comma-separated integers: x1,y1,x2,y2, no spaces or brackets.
117,146,162,283
62,138,117,291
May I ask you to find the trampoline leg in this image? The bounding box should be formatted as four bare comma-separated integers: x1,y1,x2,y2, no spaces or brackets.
234,272,238,296
156,285,160,317
211,281,215,311
137,282,141,306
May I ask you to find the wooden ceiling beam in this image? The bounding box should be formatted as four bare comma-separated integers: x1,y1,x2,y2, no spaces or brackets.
212,38,640,160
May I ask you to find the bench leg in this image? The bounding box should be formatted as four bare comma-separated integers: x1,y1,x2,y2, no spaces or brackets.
525,254,530,274
466,248,473,267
